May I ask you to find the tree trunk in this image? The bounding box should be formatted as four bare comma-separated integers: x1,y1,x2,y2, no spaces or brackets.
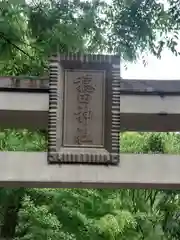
0,189,25,239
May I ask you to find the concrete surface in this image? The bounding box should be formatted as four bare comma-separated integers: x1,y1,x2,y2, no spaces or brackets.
1,91,180,114
0,152,180,188
0,92,48,111
1,91,180,131
120,113,180,131
0,110,48,129
121,95,180,114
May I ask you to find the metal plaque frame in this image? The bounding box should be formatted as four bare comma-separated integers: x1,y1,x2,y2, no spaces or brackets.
48,53,120,165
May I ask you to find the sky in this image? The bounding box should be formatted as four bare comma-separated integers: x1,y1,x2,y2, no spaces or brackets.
122,49,180,80
120,0,180,80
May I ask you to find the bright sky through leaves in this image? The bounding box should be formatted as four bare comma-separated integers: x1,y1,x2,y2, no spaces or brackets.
122,0,180,80
122,48,180,80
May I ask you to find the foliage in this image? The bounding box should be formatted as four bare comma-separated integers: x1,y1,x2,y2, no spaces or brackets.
109,0,180,61
0,0,180,74
0,0,108,75
1,0,180,239
0,129,47,151
15,195,76,240
0,131,180,239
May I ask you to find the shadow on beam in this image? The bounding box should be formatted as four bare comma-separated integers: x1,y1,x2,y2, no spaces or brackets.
0,110,48,130
1,111,180,132
120,113,180,132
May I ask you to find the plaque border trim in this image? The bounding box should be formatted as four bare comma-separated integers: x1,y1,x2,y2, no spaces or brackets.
48,53,120,165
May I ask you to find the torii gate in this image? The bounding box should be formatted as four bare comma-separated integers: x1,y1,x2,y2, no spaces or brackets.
121,79,180,132
0,54,180,188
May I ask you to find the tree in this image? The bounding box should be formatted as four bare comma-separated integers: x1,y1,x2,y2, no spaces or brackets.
109,0,180,61
0,0,108,75
0,0,180,74
1,0,180,239
1,131,180,239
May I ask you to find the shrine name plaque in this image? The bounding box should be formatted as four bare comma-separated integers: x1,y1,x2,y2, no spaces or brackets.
63,70,105,147
48,54,120,165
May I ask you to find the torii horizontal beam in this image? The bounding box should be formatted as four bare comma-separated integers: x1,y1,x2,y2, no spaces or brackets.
0,151,179,189
0,89,180,131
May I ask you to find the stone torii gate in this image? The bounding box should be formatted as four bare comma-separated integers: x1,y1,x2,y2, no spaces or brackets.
121,79,180,132
0,53,180,188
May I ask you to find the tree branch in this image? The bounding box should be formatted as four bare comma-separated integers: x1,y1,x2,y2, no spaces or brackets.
0,32,34,60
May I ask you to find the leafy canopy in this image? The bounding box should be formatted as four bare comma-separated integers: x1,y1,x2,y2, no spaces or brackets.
0,0,180,74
